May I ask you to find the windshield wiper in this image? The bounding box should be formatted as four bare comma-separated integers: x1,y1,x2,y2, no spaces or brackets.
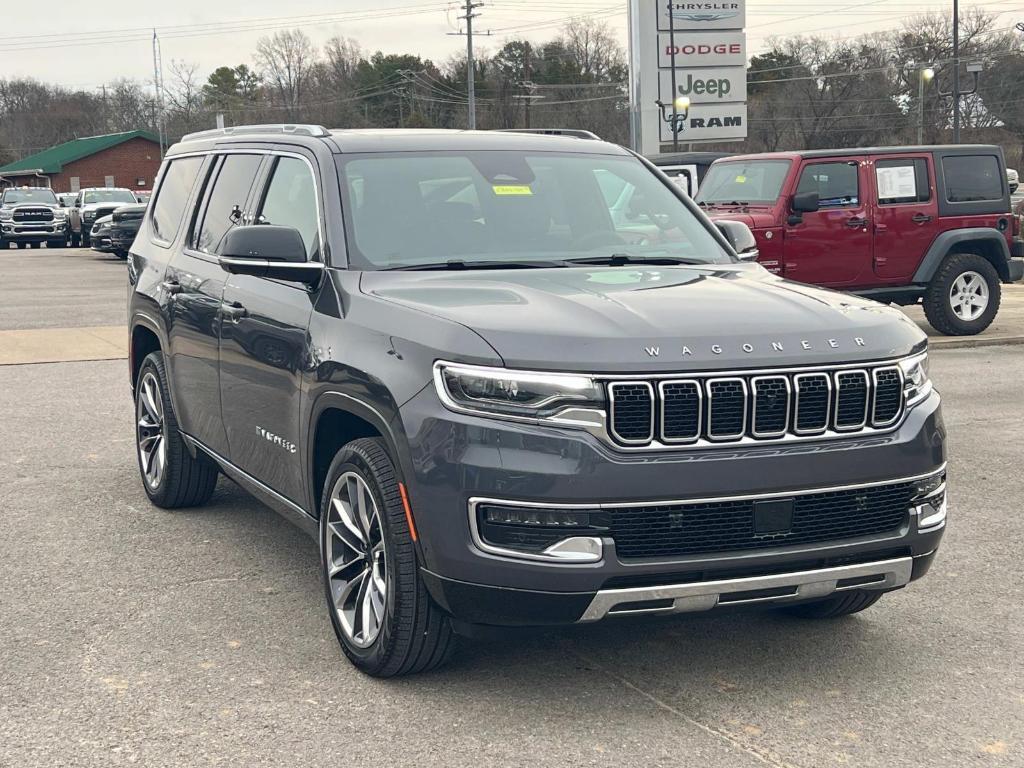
384,259,570,271
564,253,706,267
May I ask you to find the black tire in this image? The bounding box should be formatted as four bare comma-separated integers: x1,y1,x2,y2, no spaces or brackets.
70,232,81,248
15,242,24,249
28,242,39,249
320,437,455,677
134,351,218,508
81,230,91,247
47,239,63,249
923,252,1001,336
779,590,883,619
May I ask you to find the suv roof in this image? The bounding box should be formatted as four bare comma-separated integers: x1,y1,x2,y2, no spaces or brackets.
717,144,1002,162
170,125,628,157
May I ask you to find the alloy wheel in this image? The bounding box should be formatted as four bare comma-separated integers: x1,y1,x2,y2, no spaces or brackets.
949,270,989,322
325,471,388,649
136,371,166,489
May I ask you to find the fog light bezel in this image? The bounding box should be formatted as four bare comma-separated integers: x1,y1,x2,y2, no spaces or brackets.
470,498,607,564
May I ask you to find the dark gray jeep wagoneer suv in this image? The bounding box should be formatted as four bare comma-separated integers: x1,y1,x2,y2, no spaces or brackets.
127,126,946,676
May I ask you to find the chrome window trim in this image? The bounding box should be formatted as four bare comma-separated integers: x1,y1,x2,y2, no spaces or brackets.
793,372,832,436
833,369,870,431
657,379,702,444
871,365,906,428
705,377,748,441
750,375,791,439
608,381,655,445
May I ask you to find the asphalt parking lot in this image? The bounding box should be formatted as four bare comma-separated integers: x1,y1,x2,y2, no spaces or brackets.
1,246,1022,767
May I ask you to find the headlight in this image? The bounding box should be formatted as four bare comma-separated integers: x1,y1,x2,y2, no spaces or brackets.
434,362,604,420
0,210,12,221
899,351,932,406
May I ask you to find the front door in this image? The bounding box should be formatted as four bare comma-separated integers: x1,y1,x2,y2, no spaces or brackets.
783,159,873,287
219,154,322,506
166,152,266,456
869,154,938,282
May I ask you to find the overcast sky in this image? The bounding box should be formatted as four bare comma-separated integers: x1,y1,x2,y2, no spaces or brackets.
1,0,1020,90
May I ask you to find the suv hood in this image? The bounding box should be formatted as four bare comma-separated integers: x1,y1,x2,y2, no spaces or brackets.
704,209,777,229
362,264,925,372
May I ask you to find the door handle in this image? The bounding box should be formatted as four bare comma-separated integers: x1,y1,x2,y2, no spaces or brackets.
911,213,933,224
222,301,248,321
161,280,182,295
845,217,868,229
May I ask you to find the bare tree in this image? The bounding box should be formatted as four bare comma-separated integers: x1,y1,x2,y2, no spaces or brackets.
256,30,315,120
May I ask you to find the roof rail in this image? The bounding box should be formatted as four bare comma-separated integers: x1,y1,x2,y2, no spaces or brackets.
180,124,331,143
493,128,602,140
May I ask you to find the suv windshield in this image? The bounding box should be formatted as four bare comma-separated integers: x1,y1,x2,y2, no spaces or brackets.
2,188,58,205
337,150,731,270
696,160,792,205
82,189,137,205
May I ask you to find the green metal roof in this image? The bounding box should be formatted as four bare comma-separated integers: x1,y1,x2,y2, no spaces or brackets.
0,130,160,174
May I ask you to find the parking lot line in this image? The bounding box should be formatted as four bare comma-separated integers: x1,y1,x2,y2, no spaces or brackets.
0,325,126,365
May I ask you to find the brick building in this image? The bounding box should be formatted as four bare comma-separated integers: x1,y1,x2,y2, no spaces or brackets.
0,130,161,193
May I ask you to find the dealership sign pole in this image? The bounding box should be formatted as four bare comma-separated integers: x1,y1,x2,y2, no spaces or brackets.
629,0,748,153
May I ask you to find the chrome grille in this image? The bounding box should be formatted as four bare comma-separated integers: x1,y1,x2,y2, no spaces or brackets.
12,207,54,222
604,363,906,448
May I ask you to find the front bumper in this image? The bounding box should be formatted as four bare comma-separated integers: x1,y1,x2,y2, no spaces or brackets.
1,222,66,241
399,385,946,626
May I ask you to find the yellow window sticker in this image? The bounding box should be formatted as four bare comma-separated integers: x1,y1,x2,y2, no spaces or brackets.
734,175,747,183
492,185,533,196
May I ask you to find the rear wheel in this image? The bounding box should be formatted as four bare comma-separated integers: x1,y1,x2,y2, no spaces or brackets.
47,239,63,249
320,438,455,677
134,351,218,508
779,590,883,619
923,252,1000,336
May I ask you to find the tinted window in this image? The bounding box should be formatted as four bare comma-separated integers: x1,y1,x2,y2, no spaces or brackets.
876,158,930,204
943,155,1003,202
796,162,859,208
338,151,730,270
697,160,791,204
150,157,203,243
195,154,263,255
256,157,320,260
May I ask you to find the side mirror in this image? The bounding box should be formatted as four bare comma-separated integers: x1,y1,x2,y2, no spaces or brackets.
714,220,760,262
792,191,820,214
59,200,66,207
218,225,323,286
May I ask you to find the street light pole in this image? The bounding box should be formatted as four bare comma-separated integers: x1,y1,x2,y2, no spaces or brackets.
918,67,935,144
667,0,680,151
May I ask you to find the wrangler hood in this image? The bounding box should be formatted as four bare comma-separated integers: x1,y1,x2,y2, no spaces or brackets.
362,263,926,372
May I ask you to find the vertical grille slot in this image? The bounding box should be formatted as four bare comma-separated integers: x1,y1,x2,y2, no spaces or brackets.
794,373,831,435
659,380,701,443
834,370,870,430
872,367,904,426
751,375,790,438
706,378,747,441
608,382,654,445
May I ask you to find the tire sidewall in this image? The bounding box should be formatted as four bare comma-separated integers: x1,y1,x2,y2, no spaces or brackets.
319,444,405,672
135,354,172,505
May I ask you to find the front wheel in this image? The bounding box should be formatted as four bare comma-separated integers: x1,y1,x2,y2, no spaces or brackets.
923,252,1001,336
47,239,64,249
778,590,884,619
320,438,455,677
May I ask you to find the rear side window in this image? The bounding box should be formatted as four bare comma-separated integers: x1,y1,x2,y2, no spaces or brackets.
796,162,859,208
195,154,263,255
150,157,203,243
875,158,930,204
943,155,1003,202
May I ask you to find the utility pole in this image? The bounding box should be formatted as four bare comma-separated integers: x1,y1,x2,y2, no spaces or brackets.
952,0,961,143
667,0,680,152
152,29,166,157
448,1,489,129
523,42,532,129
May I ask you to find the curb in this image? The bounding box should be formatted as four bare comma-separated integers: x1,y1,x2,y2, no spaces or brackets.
928,334,1024,350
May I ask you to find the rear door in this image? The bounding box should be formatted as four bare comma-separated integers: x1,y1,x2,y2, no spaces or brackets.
783,158,873,286
869,154,937,282
164,152,266,456
219,152,322,505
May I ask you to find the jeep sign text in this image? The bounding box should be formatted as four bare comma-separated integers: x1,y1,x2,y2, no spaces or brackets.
658,67,747,105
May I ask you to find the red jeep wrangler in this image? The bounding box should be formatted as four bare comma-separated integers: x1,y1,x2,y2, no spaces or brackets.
695,145,1024,335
